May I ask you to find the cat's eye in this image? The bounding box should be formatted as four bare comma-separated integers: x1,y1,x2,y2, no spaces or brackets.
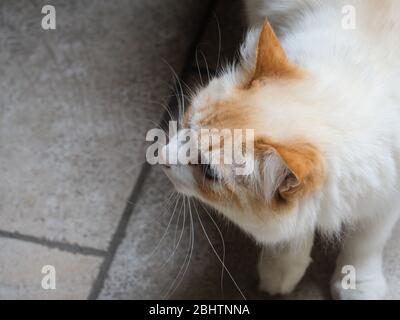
201,164,218,180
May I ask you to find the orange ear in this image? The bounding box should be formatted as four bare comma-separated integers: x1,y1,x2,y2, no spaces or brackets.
253,20,299,79
254,137,325,203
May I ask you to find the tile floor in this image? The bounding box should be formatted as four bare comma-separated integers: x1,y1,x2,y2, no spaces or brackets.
1,0,399,300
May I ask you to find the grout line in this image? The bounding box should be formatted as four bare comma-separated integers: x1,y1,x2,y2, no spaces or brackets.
0,229,107,257
87,0,219,300
87,162,151,300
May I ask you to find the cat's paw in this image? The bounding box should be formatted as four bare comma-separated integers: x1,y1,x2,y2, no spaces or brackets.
258,254,311,296
331,274,387,300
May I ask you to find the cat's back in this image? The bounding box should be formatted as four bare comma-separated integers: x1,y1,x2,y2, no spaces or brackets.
246,0,400,63
244,0,400,149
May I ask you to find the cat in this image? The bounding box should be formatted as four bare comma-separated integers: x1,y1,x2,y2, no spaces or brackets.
160,0,400,299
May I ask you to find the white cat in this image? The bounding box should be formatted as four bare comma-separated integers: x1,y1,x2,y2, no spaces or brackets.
161,0,400,299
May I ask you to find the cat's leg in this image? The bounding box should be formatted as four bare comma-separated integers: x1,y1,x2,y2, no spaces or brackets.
331,210,399,300
258,232,314,295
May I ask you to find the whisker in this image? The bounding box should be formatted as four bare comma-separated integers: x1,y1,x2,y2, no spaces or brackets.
199,202,226,298
165,191,179,208
213,12,222,72
168,197,195,296
131,98,175,123
162,204,186,267
174,199,185,246
148,194,181,258
199,50,211,83
161,59,195,126
194,201,247,300
195,47,204,86
163,196,194,299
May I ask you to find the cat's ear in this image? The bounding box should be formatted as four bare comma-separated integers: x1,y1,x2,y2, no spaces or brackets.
253,20,299,80
254,138,324,203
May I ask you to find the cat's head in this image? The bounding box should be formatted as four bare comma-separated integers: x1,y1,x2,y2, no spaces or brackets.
161,22,326,243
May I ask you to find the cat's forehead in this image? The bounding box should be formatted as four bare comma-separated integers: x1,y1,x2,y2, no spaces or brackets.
185,77,254,130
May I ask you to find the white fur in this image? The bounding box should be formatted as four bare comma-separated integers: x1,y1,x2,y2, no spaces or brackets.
164,0,400,299
244,0,400,300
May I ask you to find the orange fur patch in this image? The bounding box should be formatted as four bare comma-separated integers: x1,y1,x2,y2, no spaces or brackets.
194,167,242,209
178,20,319,216
251,21,303,82
198,97,252,129
255,136,325,205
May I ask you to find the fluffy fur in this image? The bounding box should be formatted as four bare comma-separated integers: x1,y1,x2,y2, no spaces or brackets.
162,0,400,299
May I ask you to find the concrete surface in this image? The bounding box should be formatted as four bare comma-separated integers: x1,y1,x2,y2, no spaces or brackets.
0,237,101,299
99,166,260,300
0,0,209,250
1,0,400,300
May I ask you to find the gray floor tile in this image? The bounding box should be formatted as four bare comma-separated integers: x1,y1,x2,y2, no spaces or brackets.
98,166,253,299
3,0,400,301
97,165,331,300
0,0,211,249
383,220,400,299
0,237,102,299
97,164,400,299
